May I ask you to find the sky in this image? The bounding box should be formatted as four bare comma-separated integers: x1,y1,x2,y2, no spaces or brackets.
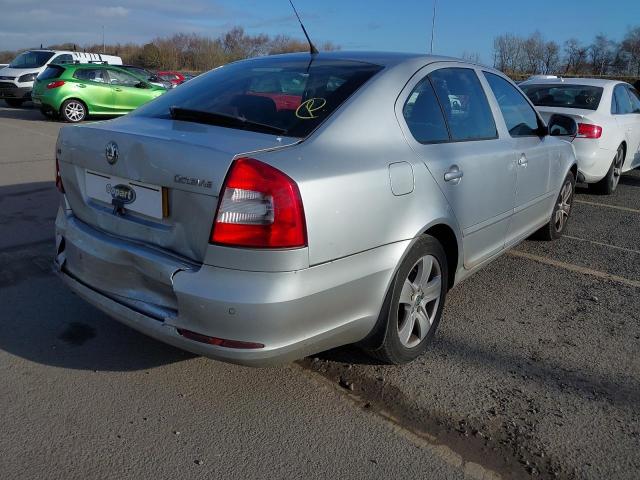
1,0,639,64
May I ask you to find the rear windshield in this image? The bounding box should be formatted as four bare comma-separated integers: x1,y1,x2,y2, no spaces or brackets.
38,65,65,80
137,56,384,137
9,51,55,69
521,84,603,111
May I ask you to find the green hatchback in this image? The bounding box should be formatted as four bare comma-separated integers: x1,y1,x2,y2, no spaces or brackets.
32,63,167,122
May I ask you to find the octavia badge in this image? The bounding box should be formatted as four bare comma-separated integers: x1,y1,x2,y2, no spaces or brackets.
105,141,119,165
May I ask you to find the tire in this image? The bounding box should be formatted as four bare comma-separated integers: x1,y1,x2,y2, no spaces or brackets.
4,99,24,108
534,170,575,241
60,99,87,123
365,235,448,364
590,146,624,195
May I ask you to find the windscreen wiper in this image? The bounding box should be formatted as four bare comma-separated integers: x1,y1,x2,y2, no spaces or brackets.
170,107,287,135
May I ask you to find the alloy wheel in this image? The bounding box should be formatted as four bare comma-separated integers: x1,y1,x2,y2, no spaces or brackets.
611,148,623,191
64,101,85,122
397,254,442,348
554,179,573,232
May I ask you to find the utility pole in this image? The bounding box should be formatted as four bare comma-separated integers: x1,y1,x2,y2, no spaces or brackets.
430,0,436,54
102,25,105,53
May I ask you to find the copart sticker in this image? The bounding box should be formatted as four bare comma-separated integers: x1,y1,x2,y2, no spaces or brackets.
295,98,326,119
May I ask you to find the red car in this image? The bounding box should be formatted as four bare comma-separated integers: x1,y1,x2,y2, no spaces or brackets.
157,71,185,86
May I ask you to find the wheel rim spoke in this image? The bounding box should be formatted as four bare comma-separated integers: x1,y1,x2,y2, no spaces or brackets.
415,307,430,337
398,312,415,345
399,279,414,306
422,276,441,302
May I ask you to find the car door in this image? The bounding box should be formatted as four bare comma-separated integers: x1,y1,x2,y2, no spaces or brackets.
399,65,516,269
71,68,114,113
482,71,552,244
623,85,640,168
106,68,151,112
612,84,640,169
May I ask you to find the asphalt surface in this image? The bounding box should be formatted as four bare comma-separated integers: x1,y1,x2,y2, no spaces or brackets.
1,104,639,479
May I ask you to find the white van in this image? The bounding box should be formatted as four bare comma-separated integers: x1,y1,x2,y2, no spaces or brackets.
0,50,122,107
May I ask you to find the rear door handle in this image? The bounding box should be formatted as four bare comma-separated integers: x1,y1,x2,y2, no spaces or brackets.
77,84,86,88
518,154,528,167
114,88,122,92
444,165,463,183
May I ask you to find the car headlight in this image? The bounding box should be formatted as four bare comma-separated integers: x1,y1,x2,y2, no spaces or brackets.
18,73,37,83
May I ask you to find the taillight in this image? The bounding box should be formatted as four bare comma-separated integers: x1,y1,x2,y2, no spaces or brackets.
55,158,65,193
577,123,602,139
210,157,307,248
47,80,65,89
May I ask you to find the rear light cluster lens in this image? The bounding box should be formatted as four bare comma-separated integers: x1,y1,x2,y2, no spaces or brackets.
177,328,264,349
577,123,602,139
55,157,65,193
211,157,307,248
47,80,65,89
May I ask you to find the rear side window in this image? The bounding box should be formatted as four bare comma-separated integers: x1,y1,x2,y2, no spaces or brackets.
521,84,603,111
613,85,634,114
38,65,65,81
429,68,497,141
73,68,107,83
138,57,383,138
403,77,449,143
484,72,539,137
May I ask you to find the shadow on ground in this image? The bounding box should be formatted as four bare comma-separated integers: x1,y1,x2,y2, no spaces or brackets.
0,181,194,372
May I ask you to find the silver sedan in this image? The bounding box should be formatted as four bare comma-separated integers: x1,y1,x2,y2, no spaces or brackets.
53,52,577,366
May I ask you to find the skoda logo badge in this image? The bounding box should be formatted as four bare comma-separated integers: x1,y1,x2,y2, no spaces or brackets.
105,141,119,165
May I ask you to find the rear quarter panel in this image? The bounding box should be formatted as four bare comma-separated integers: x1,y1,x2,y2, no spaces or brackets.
255,60,460,267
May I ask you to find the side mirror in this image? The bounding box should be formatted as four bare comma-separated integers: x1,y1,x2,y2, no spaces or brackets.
548,114,577,138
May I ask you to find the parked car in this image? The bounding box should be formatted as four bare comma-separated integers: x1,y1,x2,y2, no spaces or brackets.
32,63,166,122
0,49,121,107
53,52,577,366
157,70,186,86
521,78,640,194
119,65,173,89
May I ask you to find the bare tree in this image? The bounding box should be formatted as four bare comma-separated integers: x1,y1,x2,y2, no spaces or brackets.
589,34,616,75
541,41,560,74
563,38,589,74
461,51,481,64
493,33,523,73
621,27,640,76
522,32,544,74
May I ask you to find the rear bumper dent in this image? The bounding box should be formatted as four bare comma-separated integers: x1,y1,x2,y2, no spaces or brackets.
55,209,407,366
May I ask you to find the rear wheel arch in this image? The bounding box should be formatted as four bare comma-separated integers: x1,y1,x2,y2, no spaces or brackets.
422,223,459,290
60,98,89,122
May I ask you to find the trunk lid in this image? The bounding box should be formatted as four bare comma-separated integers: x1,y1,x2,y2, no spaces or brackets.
58,115,299,262
536,106,594,124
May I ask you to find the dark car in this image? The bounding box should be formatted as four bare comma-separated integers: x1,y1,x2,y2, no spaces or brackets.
119,65,172,89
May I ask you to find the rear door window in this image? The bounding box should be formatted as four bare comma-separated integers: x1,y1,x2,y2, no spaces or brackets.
73,69,108,83
625,86,640,113
138,57,383,138
428,68,497,141
484,72,539,137
52,54,74,65
403,77,449,143
613,85,633,115
108,69,142,87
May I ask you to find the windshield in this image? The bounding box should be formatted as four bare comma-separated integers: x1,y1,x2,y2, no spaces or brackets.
521,84,603,111
137,56,383,137
9,51,56,69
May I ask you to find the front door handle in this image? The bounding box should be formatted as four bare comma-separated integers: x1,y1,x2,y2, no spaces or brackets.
77,84,86,88
518,154,528,167
444,165,463,183
114,88,123,92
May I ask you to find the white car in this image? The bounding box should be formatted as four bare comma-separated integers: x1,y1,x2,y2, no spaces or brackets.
0,50,122,108
521,78,640,194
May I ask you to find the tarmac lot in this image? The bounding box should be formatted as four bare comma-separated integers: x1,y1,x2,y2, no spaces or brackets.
0,104,638,479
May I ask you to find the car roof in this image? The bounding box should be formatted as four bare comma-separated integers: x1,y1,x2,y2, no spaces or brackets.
231,50,481,69
520,77,624,87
